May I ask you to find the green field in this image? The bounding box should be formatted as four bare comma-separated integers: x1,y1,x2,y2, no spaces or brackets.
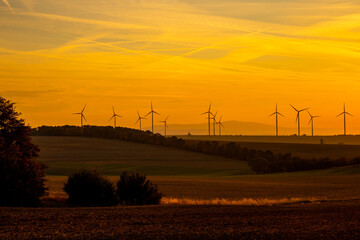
181,136,360,159
32,136,251,177
179,135,360,145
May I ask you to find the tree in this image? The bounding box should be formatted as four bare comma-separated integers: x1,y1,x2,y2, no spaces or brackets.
116,172,162,205
64,169,117,206
0,97,47,206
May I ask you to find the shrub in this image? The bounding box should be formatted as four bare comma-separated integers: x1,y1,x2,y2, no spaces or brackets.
64,169,117,206
116,172,162,205
0,97,47,206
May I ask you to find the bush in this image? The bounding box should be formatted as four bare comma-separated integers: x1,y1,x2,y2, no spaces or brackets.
0,97,47,206
64,169,117,206
116,172,162,205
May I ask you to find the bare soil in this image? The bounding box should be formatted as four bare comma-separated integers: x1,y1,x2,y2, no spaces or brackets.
1,200,360,239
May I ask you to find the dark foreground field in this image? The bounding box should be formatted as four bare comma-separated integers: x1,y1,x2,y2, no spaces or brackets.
1,200,360,240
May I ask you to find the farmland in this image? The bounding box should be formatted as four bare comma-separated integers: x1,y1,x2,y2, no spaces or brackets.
31,136,251,177
1,136,359,239
1,201,360,240
180,135,360,159
179,135,360,145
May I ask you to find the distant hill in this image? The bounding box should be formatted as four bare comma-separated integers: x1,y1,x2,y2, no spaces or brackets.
146,121,297,136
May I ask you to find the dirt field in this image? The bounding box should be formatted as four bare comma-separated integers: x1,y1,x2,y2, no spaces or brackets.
1,200,360,239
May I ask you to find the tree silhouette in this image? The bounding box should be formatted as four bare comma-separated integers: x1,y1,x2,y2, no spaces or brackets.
0,97,47,206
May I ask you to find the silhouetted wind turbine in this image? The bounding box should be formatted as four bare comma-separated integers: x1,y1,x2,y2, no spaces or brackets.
268,103,284,136
109,106,122,129
211,111,218,136
337,103,353,136
307,111,320,137
73,104,87,127
217,116,224,136
135,110,146,130
145,102,160,133
290,104,309,136
159,116,169,136
201,103,212,136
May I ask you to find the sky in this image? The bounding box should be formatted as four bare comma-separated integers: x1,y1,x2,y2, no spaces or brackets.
1,0,360,135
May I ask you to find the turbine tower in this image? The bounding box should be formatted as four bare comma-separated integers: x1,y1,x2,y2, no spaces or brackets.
217,116,224,136
337,103,353,136
211,111,218,136
145,102,160,133
268,103,284,136
135,110,146,130
290,104,309,136
201,103,212,136
73,104,87,127
307,111,320,137
109,106,122,129
159,116,169,136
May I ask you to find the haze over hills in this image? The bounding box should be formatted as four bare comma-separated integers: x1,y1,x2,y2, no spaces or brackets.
144,120,344,136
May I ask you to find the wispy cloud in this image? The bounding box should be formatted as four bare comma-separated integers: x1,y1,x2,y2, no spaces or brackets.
1,89,63,98
2,0,15,15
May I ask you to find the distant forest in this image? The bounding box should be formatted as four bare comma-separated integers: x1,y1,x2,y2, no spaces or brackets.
32,126,360,174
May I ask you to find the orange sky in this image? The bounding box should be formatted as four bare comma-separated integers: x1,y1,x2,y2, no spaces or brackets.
1,0,360,135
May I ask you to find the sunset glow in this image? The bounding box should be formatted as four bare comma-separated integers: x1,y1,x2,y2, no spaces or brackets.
2,0,360,134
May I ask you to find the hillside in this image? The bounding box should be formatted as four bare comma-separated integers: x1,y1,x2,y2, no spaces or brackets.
32,136,251,176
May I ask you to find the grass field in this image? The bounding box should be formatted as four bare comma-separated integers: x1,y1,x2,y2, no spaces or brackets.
181,137,360,159
32,136,251,177
179,135,360,145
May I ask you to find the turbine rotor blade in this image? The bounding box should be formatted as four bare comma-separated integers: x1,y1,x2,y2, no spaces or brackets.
109,115,114,121
81,104,87,113
289,104,298,112
153,111,160,115
82,114,87,122
268,112,276,117
278,112,285,117
299,108,309,112
337,112,344,117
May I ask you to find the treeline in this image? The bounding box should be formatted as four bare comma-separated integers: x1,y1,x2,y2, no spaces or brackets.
32,126,360,174
32,125,186,148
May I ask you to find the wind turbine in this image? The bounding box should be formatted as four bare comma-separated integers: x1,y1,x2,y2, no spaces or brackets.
337,103,353,136
159,116,169,136
290,104,309,136
109,106,122,129
268,103,284,136
145,102,160,133
73,104,87,127
211,111,218,136
135,110,146,130
201,103,212,136
307,111,320,137
217,116,224,136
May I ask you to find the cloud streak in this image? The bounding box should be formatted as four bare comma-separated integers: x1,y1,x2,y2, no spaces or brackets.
2,0,15,15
